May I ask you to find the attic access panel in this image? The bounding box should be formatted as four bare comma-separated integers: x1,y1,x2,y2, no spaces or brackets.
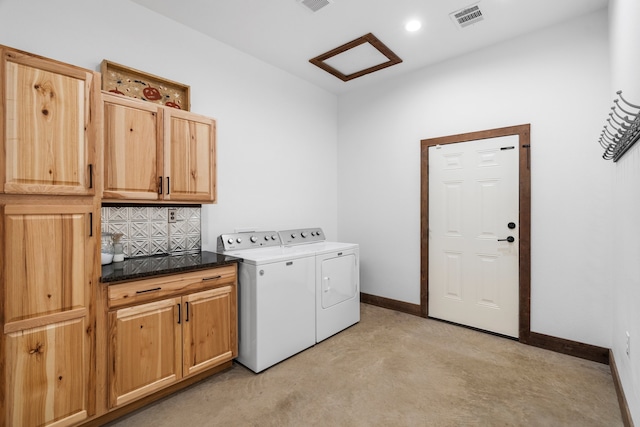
309,33,402,82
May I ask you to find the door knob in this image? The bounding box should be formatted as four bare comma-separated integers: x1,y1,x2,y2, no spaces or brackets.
497,236,515,243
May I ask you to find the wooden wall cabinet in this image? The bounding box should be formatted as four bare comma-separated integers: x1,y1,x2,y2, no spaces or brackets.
163,108,217,202
2,203,97,427
102,92,216,203
107,268,236,409
0,45,98,196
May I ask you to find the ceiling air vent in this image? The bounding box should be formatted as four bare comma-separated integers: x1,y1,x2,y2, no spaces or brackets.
450,3,484,28
298,0,332,13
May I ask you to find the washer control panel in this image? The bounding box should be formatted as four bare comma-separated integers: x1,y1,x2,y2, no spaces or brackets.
217,231,281,251
278,227,325,246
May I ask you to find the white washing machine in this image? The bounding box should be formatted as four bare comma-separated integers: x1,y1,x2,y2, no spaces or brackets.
218,231,315,373
279,228,360,343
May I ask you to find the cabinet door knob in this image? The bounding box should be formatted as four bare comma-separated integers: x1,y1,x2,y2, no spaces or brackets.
158,176,163,194
177,303,181,324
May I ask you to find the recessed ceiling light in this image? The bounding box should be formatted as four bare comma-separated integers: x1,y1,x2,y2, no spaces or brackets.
405,20,422,32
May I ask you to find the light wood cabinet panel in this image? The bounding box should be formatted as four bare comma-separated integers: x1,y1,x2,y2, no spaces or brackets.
101,92,216,203
5,317,89,427
1,46,97,195
102,93,163,200
107,267,237,409
107,265,237,309
164,109,216,202
183,286,236,377
2,202,96,426
108,297,182,408
3,204,92,323
0,46,99,427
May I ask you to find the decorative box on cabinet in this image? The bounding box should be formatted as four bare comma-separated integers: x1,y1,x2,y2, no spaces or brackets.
0,45,99,195
107,267,237,408
102,92,216,203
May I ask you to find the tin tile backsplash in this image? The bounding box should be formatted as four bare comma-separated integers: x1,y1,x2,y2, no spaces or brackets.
102,206,201,258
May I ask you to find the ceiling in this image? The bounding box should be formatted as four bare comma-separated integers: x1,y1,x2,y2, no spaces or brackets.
131,0,609,95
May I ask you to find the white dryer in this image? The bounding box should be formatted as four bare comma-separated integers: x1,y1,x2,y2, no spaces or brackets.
314,241,360,342
279,228,360,343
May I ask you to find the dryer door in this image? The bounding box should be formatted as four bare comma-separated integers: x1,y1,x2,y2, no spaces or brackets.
320,250,358,308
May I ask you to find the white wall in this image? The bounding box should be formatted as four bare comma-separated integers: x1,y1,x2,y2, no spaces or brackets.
0,0,339,246
609,0,640,422
338,9,614,347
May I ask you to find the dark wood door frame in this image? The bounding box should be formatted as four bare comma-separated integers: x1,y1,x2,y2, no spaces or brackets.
420,124,532,342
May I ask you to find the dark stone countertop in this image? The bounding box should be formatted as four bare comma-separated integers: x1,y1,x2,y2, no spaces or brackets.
100,251,242,284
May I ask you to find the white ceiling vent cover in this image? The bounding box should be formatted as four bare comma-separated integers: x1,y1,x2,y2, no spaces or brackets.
298,0,332,13
450,3,484,28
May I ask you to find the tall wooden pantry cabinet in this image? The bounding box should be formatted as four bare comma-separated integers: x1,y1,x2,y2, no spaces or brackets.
0,45,101,427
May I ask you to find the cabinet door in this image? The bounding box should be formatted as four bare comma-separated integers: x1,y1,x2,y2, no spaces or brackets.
5,317,89,427
3,204,93,324
2,204,95,426
108,297,182,408
182,285,236,377
1,47,96,195
103,93,164,200
163,109,216,202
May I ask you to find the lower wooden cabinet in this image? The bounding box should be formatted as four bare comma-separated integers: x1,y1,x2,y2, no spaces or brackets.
107,271,237,409
182,287,235,377
108,297,182,408
5,316,90,427
3,204,93,323
2,203,96,427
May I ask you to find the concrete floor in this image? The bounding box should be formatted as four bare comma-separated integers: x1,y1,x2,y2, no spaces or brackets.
108,304,622,426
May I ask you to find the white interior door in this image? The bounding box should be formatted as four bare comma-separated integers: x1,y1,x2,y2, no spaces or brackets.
428,135,519,337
